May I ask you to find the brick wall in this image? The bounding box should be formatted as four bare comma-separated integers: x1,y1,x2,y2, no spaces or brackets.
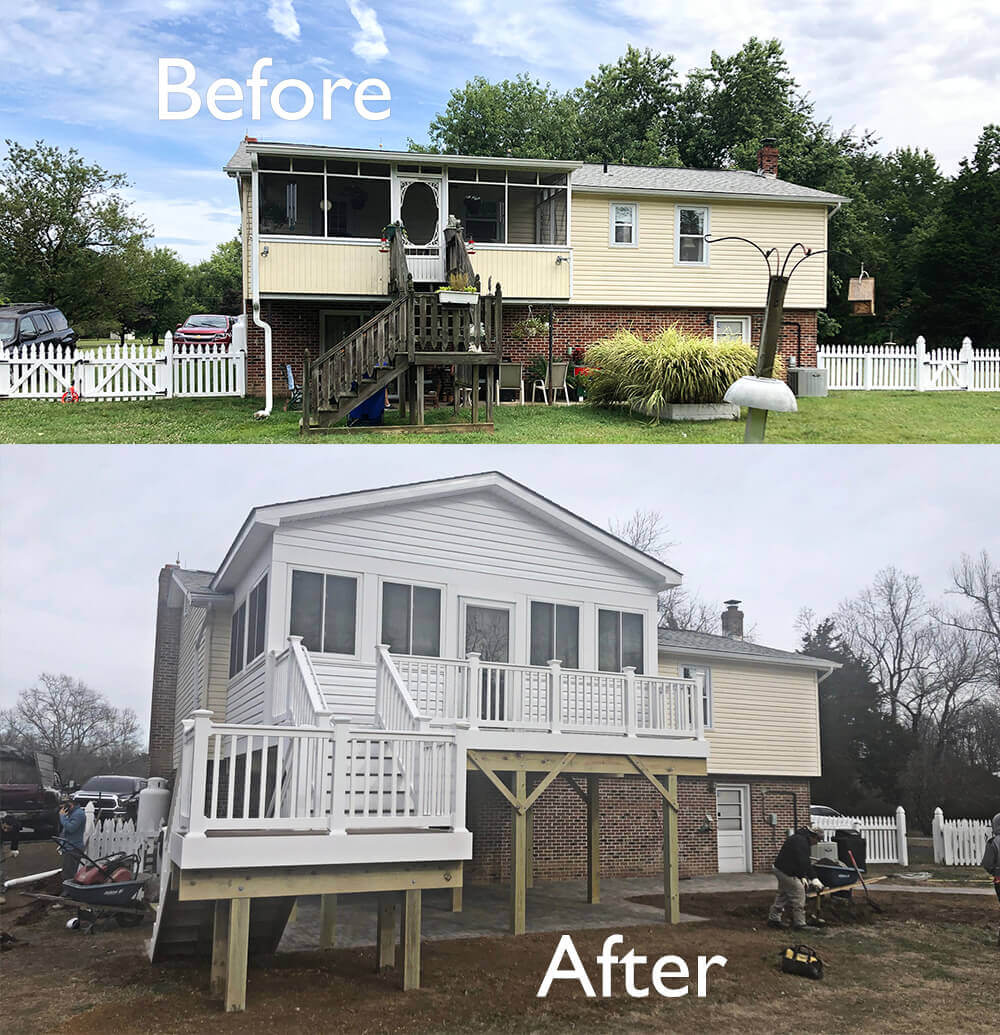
148,565,182,779
501,305,818,368
245,298,818,397
466,772,810,884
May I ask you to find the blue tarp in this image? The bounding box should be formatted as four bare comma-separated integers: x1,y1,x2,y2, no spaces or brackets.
349,385,387,425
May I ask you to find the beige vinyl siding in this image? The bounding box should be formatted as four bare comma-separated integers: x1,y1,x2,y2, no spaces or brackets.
571,192,828,308
659,653,821,777
204,607,232,720
259,239,389,296
507,190,536,243
470,247,570,299
173,603,232,770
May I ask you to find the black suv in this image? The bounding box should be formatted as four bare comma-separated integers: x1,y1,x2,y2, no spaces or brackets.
0,303,78,354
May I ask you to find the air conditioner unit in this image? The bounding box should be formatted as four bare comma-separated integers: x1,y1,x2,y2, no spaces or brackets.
788,367,828,397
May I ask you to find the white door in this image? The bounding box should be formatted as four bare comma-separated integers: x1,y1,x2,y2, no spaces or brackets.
397,176,445,283
462,599,513,724
716,784,751,873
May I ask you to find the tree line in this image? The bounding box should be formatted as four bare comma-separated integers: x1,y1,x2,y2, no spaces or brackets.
410,38,1000,346
0,140,242,342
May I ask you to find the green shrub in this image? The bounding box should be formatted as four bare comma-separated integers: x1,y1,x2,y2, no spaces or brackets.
584,326,785,410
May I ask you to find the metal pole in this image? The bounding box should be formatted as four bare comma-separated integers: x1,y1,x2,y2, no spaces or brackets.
745,275,789,444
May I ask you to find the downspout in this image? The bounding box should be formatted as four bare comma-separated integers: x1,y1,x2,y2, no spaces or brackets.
249,153,273,419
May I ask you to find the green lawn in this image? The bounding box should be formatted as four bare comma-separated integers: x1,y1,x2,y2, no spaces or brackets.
2,392,999,444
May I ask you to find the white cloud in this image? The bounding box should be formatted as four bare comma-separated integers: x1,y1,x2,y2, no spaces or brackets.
347,0,389,61
267,0,301,40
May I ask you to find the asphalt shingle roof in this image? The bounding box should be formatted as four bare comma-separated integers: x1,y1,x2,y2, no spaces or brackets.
658,628,833,667
172,568,215,593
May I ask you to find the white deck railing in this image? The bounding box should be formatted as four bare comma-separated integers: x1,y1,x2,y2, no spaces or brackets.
375,645,429,733
389,652,704,739
269,636,328,725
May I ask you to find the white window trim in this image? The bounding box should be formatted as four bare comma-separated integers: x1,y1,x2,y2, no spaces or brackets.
674,204,710,266
681,663,713,728
608,201,639,248
377,576,447,658
286,565,363,661
527,597,583,669
713,316,751,344
597,606,646,674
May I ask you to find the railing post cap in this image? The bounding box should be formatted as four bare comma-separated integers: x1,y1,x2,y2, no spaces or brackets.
191,709,214,718
895,805,906,816
623,665,637,675
288,634,303,645
547,657,563,667
933,806,943,816
465,651,481,660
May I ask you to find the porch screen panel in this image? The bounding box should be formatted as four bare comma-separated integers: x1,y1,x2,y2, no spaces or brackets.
323,575,357,655
259,174,324,236
411,586,441,657
597,609,620,673
289,571,323,652
622,612,644,674
381,582,411,654
326,178,390,238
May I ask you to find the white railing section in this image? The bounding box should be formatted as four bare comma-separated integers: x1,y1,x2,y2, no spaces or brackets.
269,636,328,725
817,337,1000,392
375,645,430,732
385,652,704,739
813,806,909,865
84,816,140,858
0,330,246,401
932,807,993,866
176,720,196,834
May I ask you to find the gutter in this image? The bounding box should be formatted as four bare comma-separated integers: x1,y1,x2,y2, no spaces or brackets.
827,201,843,221
658,642,841,674
249,153,273,419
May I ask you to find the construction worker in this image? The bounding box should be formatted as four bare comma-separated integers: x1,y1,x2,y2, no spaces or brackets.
1,815,22,906
982,812,1000,946
768,825,825,930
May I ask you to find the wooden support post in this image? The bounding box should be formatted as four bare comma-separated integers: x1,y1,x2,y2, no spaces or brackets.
408,368,418,426
398,371,407,418
451,885,463,912
510,770,527,935
319,894,336,949
224,897,251,1013
376,894,398,972
210,899,230,996
470,369,479,425
526,807,534,889
486,366,495,423
401,889,422,990
587,774,600,904
662,773,680,924
416,365,426,426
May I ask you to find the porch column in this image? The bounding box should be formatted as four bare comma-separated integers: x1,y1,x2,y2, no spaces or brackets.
224,897,251,1012
587,775,600,904
486,366,495,423
526,808,534,889
662,773,680,924
210,899,230,996
510,771,527,935
376,893,398,971
401,889,422,990
319,894,337,949
409,368,419,426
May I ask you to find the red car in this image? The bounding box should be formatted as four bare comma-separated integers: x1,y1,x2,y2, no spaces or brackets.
173,314,237,346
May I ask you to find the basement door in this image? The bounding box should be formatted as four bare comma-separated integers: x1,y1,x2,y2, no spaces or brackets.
716,784,752,873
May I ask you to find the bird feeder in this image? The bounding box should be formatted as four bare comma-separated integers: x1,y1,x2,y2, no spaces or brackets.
848,266,875,316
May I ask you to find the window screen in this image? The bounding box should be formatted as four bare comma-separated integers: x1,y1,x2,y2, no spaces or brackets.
289,570,357,654
381,582,441,656
597,609,644,673
530,601,579,667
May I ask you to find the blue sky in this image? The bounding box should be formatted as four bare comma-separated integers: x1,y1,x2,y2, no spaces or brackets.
2,0,998,262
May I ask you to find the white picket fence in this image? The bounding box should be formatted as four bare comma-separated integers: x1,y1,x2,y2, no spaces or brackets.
0,325,246,402
813,806,909,865
817,337,1000,391
931,807,993,866
83,813,141,859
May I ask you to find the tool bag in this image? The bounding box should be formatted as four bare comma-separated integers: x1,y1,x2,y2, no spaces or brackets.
780,944,824,980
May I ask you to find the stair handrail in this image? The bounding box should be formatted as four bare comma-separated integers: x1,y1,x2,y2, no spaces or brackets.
313,292,410,368
375,644,429,732
270,636,328,725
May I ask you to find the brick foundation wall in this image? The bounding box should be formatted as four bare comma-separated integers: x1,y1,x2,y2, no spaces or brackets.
147,565,182,779
245,298,818,397
466,772,810,884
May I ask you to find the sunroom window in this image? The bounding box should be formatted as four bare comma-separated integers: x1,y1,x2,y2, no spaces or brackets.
381,582,441,657
289,570,357,655
597,609,644,674
530,602,579,668
259,174,324,236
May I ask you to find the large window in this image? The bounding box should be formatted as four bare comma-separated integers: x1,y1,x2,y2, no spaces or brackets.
259,173,325,236
610,202,638,246
681,664,713,728
289,570,357,655
714,316,750,343
446,167,568,245
381,582,441,656
530,601,579,668
597,609,644,674
676,206,709,264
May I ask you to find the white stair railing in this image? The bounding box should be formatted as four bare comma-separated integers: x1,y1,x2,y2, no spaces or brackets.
269,636,329,725
375,644,430,732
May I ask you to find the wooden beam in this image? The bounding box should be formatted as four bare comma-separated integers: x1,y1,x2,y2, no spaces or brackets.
564,775,590,806
628,755,679,811
468,751,521,810
409,368,419,426
401,889,422,991
466,750,706,777
314,421,493,437
523,753,577,811
376,894,398,972
319,894,336,949
662,773,680,925
451,885,463,912
416,366,426,425
526,808,534,889
210,899,229,996
225,897,250,1013
587,774,600,905
510,770,527,935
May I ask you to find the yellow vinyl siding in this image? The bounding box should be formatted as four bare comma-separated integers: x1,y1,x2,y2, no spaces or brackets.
205,607,231,720
470,247,570,300
571,192,828,308
259,240,390,296
659,653,821,777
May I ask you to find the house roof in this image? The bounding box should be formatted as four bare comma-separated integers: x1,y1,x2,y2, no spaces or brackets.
657,628,838,673
572,163,849,204
223,140,849,205
169,567,228,607
212,472,683,594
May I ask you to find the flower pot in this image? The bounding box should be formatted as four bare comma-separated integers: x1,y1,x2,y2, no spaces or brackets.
437,290,479,305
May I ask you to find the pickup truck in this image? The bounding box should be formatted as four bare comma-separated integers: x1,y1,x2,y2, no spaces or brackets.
0,746,60,836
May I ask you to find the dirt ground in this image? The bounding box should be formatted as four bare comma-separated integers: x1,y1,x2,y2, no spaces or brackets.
2,842,997,1035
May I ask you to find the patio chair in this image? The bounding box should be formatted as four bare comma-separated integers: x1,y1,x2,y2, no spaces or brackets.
531,360,569,404
496,361,524,405
284,364,302,411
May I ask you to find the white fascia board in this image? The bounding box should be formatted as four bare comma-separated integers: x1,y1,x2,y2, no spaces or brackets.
658,643,840,674
462,729,709,759
572,185,850,206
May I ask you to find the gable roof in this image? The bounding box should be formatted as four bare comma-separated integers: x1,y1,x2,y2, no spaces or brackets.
211,472,682,593
658,628,838,674
573,164,848,204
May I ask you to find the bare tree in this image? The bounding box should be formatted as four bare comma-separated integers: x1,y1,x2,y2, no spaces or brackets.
608,509,675,559
945,551,1000,687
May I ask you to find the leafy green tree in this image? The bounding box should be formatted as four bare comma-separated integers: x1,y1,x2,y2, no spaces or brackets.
407,74,578,159
0,140,149,323
909,124,1000,343
186,235,243,315
114,245,192,344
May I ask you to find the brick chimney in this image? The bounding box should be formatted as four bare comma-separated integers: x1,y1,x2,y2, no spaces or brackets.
757,138,779,177
721,599,744,640
148,564,182,779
